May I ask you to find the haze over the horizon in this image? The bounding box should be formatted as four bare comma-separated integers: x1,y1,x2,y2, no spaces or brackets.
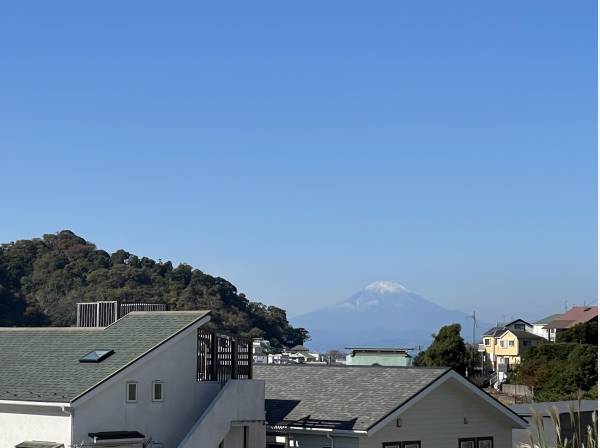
0,1,596,323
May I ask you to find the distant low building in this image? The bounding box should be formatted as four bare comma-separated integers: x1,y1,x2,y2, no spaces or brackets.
345,347,413,367
267,345,323,365
252,339,272,364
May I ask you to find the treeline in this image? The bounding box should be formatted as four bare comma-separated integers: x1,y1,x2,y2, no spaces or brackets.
0,230,308,348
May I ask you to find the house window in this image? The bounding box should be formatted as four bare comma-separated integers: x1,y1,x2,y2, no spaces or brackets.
383,442,420,448
477,438,493,448
126,382,137,402
523,340,530,346
499,340,505,348
514,324,525,330
483,338,490,346
152,381,164,402
459,438,492,448
508,340,515,347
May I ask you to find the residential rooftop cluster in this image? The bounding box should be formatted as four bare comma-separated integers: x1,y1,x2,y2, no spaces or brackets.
0,302,596,448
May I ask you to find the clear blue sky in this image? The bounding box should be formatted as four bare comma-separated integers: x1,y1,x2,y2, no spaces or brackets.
0,1,596,323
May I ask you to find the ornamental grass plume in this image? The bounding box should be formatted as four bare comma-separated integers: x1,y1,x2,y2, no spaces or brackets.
518,392,597,448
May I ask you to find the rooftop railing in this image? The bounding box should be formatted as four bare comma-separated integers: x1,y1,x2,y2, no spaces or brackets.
197,330,253,385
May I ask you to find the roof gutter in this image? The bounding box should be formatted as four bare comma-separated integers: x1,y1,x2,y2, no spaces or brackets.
0,399,71,408
267,425,367,436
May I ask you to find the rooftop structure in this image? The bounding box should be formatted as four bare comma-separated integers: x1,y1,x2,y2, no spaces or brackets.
345,346,413,367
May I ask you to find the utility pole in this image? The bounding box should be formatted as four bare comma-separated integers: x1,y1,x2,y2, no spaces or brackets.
469,311,476,374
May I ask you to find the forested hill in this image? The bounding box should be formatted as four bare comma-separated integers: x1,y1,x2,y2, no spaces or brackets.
0,230,307,348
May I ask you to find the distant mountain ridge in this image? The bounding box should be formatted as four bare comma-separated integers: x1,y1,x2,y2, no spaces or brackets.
292,281,491,352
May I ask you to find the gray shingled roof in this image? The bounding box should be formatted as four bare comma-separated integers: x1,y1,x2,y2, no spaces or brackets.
0,311,209,403
254,364,449,431
503,329,545,339
482,326,506,337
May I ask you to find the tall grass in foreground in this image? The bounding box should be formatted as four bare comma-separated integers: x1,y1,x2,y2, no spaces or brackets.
518,396,597,448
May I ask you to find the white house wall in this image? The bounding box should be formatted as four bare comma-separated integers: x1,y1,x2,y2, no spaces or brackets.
72,328,222,448
360,379,516,448
0,403,71,448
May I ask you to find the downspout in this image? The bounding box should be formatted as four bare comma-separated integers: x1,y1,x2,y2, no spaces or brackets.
326,433,334,448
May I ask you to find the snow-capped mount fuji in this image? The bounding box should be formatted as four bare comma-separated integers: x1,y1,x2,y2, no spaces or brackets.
292,281,490,352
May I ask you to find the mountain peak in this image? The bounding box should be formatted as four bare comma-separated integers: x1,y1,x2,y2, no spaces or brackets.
364,281,409,294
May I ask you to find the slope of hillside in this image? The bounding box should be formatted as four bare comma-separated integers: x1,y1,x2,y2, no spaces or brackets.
293,281,490,352
0,230,306,348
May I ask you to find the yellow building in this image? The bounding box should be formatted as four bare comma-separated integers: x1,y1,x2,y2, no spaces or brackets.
481,328,544,373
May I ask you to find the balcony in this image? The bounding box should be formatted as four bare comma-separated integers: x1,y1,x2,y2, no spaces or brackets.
197,330,253,385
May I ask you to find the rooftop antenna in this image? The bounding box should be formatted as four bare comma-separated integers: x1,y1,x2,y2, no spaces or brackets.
564,300,569,312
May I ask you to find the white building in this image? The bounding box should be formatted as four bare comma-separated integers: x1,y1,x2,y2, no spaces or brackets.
256,365,528,448
252,339,272,364
0,311,265,448
531,314,561,341
266,345,323,365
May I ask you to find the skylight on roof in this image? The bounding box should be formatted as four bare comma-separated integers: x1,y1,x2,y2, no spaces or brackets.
79,349,114,363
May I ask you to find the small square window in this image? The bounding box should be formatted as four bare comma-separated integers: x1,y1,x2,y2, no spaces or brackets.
152,381,164,402
508,340,514,347
483,338,490,346
126,382,137,402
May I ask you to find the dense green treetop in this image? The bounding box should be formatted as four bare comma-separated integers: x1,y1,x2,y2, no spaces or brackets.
0,230,308,348
556,320,598,345
414,323,468,374
509,342,597,401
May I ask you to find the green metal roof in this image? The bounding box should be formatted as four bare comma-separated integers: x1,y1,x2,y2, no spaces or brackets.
0,311,209,403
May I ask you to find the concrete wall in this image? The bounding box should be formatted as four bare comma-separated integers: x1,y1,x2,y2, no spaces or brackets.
359,378,516,448
72,326,222,448
178,379,265,448
0,403,71,448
